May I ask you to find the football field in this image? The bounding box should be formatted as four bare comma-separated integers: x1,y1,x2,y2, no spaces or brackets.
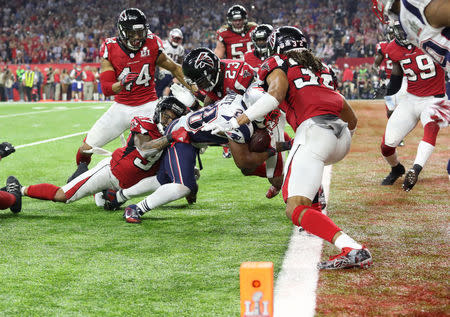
0,101,448,315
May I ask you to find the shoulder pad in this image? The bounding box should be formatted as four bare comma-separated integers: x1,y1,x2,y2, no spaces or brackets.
217,26,228,33
104,37,117,45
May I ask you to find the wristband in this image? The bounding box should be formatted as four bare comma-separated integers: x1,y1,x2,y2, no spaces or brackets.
99,70,116,96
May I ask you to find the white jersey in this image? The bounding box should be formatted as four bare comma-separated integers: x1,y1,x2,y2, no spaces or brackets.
160,40,185,75
166,92,254,147
399,0,450,72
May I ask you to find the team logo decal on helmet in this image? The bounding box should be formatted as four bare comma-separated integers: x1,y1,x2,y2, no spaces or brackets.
194,52,215,69
182,48,221,91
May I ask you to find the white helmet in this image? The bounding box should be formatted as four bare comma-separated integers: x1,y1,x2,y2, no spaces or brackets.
169,28,183,47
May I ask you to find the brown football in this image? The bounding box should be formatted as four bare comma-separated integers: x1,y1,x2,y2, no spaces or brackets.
248,128,271,152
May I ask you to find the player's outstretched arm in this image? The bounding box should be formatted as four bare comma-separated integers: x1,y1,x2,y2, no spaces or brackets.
136,128,190,154
157,52,196,93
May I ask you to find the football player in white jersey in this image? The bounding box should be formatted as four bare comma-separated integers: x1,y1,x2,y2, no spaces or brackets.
155,28,185,97
372,0,450,72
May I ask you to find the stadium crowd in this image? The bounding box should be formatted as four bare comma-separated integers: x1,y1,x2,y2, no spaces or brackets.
0,0,387,101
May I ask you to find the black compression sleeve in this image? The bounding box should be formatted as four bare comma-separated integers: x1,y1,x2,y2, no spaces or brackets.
386,74,403,96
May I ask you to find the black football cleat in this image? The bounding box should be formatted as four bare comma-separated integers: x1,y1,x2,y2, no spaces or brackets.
67,162,89,183
402,164,422,192
6,176,22,213
318,247,373,270
381,163,405,185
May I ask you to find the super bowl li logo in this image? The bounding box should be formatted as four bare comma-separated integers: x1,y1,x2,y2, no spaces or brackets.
243,291,270,317
141,46,150,57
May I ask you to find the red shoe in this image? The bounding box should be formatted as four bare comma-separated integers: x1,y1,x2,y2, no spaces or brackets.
318,246,372,270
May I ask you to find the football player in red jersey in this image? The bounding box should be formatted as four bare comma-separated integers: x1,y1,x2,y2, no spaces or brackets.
182,47,286,198
68,8,194,183
379,24,447,191
374,23,407,146
243,23,295,198
13,116,190,208
244,24,273,72
204,26,372,270
214,5,257,60
0,142,22,213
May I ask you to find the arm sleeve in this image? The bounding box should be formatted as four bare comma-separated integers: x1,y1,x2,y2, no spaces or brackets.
385,74,403,96
243,93,280,121
99,70,117,97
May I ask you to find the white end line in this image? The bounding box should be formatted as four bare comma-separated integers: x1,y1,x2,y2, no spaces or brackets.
15,131,89,149
274,165,332,317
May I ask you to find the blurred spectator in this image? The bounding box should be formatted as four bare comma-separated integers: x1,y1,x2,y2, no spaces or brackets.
0,67,5,101
83,66,95,100
54,68,61,101
0,0,386,98
34,67,43,101
61,68,71,101
4,67,14,101
44,67,55,100
23,65,34,102
72,47,86,64
70,63,84,101
15,66,25,101
342,64,355,99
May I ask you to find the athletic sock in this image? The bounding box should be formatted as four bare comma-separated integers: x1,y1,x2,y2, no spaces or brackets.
26,184,60,201
295,207,341,243
121,176,161,201
413,141,434,168
334,232,362,250
76,148,92,165
0,191,16,209
137,183,190,212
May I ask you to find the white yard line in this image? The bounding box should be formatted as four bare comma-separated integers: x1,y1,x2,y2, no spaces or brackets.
15,131,89,149
274,165,332,317
0,105,103,118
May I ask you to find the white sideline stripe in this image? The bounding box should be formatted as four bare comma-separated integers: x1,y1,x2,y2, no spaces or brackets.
274,165,332,317
15,131,89,149
0,106,90,118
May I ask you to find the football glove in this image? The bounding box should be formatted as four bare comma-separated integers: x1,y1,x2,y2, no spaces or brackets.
120,72,139,87
170,83,196,108
0,142,15,158
202,118,239,135
167,127,190,143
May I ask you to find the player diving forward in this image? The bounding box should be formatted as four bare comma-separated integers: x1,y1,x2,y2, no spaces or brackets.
122,89,279,223
11,117,189,208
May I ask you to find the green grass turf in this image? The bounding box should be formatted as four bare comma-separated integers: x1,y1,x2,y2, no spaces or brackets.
0,102,292,316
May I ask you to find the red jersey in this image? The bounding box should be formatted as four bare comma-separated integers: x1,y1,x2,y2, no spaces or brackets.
100,33,163,106
204,59,255,101
257,54,343,131
376,41,393,79
110,134,162,189
216,23,257,60
244,49,265,71
386,41,445,97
